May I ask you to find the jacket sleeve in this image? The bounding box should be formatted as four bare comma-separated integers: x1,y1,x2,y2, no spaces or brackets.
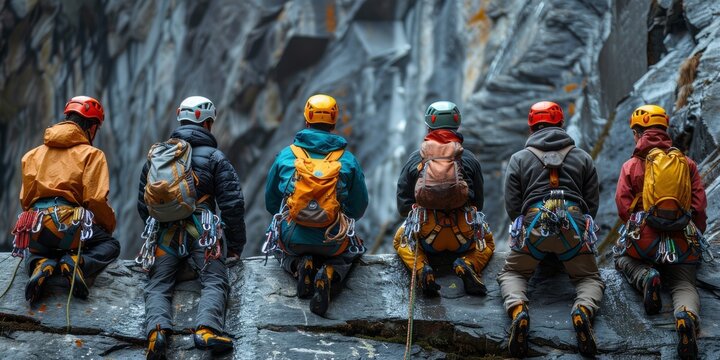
396,154,419,217
213,152,247,256
342,155,369,220
137,161,150,222
264,155,283,215
615,161,636,222
688,159,708,232
582,154,600,218
464,152,485,211
83,150,116,233
504,154,523,220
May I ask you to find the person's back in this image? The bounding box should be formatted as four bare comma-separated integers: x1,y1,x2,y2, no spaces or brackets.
498,101,603,358
137,96,246,359
393,101,494,297
613,105,708,360
264,94,368,316
16,96,119,305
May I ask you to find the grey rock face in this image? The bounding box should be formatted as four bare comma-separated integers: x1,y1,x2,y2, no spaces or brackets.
1,253,719,358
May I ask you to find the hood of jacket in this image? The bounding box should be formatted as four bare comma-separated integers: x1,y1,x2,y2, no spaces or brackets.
43,121,91,148
293,128,347,154
525,127,575,150
425,129,464,143
633,128,672,157
171,125,218,148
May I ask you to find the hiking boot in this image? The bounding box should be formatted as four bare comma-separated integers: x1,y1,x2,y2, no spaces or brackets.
310,265,335,316
194,326,234,355
643,268,662,315
296,255,316,299
508,303,530,358
675,310,698,360
25,258,57,303
59,254,89,299
571,305,598,356
418,265,441,297
453,258,487,296
146,326,168,360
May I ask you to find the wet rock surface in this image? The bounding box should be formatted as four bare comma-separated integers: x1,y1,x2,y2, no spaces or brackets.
1,252,719,359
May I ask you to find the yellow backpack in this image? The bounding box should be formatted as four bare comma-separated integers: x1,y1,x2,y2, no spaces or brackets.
286,145,344,228
641,147,692,229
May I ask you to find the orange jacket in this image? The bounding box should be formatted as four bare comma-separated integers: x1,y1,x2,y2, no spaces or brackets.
20,121,116,233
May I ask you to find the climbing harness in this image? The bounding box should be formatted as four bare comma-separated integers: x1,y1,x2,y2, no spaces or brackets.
537,190,571,237
509,215,526,250
198,209,223,272
400,205,426,249
136,217,160,271
614,211,645,256
685,221,715,262
403,234,420,360
465,208,489,252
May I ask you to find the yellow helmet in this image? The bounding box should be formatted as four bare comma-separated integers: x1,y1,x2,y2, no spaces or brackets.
630,105,669,129
304,94,338,125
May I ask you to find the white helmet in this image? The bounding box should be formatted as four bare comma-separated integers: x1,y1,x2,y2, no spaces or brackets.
177,96,216,123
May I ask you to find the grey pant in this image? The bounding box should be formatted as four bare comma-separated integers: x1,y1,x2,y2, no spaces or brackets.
25,225,120,278
276,249,360,284
615,255,700,319
144,244,229,336
497,225,605,317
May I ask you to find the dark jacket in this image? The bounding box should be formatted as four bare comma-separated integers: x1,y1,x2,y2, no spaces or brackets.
615,128,707,231
138,125,247,255
504,127,599,220
396,130,484,217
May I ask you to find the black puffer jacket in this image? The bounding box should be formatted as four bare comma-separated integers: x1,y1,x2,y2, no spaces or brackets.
504,127,599,220
138,125,247,255
396,132,484,217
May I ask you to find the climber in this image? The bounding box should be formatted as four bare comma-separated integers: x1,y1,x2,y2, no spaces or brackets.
16,95,120,304
263,94,369,317
613,105,708,360
393,101,494,297
497,101,604,357
137,96,247,359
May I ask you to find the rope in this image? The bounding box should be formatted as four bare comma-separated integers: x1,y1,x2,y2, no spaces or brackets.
324,213,355,243
403,242,420,360
66,239,83,332
0,256,22,299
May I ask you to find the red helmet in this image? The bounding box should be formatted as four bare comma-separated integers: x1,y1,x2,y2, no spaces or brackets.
64,96,104,125
528,101,563,127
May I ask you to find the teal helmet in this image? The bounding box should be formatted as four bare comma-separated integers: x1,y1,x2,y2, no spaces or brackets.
424,101,461,129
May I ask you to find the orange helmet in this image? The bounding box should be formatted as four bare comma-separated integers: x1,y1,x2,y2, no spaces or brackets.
64,96,104,125
630,105,668,129
528,101,563,127
304,94,338,125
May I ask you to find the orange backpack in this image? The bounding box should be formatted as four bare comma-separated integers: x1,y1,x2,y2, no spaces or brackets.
414,140,469,210
286,145,344,228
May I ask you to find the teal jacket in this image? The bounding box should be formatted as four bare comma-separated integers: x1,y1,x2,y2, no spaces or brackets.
265,129,368,252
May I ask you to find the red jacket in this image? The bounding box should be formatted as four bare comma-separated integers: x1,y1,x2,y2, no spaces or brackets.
615,128,707,232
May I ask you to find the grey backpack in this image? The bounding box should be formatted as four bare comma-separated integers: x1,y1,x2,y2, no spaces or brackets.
144,138,199,222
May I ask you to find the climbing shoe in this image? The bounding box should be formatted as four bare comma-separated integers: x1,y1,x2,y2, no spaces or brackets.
675,310,698,360
418,265,441,297
643,268,662,315
59,254,89,299
571,305,597,356
194,326,234,355
508,303,530,358
453,258,487,296
146,326,168,360
25,258,57,303
310,265,337,316
296,255,316,299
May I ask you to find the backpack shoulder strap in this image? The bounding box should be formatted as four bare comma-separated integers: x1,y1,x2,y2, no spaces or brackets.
526,145,575,166
525,146,545,163
290,144,309,159
324,149,345,161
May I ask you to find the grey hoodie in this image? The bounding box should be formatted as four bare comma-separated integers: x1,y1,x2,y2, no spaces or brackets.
503,127,599,220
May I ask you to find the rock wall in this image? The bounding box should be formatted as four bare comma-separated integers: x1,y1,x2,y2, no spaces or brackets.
1,253,719,359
